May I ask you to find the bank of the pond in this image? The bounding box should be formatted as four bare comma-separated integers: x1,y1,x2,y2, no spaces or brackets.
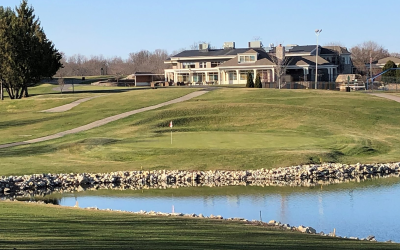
1,162,399,198
8,199,400,247
1,201,398,250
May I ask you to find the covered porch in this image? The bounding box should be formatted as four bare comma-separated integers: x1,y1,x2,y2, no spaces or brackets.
218,68,275,85
165,69,220,85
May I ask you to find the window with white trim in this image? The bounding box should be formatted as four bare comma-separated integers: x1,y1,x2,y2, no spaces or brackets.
209,72,218,81
229,72,237,80
178,73,189,82
199,62,207,68
238,54,257,63
211,61,223,68
182,62,195,68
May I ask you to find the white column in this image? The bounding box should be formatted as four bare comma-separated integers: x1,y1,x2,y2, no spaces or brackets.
174,72,177,83
303,68,307,81
164,72,168,82
236,70,239,84
218,69,221,84
253,69,257,80
271,68,275,82
205,72,209,82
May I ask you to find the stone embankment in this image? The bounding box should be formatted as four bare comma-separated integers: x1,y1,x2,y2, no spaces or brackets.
1,162,400,198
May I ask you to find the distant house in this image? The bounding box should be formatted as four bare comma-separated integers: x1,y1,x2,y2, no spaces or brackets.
364,57,400,81
164,41,352,85
369,56,400,69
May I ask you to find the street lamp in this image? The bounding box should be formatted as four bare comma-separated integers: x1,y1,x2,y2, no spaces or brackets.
315,29,322,89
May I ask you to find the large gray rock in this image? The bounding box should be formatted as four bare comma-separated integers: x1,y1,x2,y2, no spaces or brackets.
306,227,316,234
366,235,375,241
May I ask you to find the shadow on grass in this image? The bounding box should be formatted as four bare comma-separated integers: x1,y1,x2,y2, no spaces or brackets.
0,144,56,157
0,116,61,128
29,86,154,97
0,217,396,250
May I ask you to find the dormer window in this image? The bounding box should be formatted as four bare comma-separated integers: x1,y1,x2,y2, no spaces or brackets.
238,53,257,63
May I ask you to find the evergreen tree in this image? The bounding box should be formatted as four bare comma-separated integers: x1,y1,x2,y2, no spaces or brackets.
0,1,62,99
246,71,254,88
0,6,16,100
382,60,396,83
254,73,262,88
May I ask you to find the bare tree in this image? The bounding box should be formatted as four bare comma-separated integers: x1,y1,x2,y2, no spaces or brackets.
56,49,171,77
170,48,185,56
391,52,400,58
324,41,345,47
189,41,207,50
350,41,390,75
58,77,65,94
269,45,292,89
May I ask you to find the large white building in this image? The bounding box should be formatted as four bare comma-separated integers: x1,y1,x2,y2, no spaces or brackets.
164,42,352,85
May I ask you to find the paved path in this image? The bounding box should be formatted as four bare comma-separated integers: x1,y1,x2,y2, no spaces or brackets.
41,95,104,113
0,90,208,149
369,93,400,103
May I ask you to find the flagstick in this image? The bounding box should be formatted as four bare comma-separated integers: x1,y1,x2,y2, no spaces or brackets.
171,129,172,145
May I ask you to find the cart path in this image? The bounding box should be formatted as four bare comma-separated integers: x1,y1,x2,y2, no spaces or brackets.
0,90,208,149
369,93,400,103
41,95,104,113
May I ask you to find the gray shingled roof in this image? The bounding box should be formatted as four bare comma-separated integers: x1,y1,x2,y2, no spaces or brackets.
376,56,400,65
288,56,332,66
323,46,350,54
287,45,316,53
218,49,274,68
171,45,349,59
171,48,255,58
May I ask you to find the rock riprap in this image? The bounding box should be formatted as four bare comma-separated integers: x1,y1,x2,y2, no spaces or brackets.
1,162,399,198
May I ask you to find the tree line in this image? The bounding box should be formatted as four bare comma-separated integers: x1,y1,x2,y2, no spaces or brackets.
1,1,400,100
56,49,170,77
0,1,62,99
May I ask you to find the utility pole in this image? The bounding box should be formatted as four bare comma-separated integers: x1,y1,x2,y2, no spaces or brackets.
315,29,322,89
369,52,372,91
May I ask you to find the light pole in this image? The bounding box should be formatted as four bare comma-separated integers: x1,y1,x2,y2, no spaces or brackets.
315,29,322,89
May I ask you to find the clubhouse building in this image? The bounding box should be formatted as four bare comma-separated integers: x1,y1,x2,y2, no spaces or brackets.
164,41,352,85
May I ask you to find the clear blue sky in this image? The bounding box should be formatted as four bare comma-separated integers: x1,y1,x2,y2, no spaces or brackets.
2,0,399,59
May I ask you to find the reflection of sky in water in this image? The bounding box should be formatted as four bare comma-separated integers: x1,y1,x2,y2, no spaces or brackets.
56,182,400,242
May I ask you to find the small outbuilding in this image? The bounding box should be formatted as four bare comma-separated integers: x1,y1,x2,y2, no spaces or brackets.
130,72,165,86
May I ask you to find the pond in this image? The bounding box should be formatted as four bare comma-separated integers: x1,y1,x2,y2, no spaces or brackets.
23,176,400,242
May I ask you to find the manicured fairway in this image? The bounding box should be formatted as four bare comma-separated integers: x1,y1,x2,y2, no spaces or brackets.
1,88,400,175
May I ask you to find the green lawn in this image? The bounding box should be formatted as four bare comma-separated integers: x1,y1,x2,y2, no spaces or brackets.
0,87,196,145
0,201,398,250
1,88,400,175
2,87,400,249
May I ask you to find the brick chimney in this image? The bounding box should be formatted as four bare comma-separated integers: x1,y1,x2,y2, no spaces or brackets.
276,44,285,60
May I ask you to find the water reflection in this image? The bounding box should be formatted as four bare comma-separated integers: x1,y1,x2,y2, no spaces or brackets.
18,177,400,243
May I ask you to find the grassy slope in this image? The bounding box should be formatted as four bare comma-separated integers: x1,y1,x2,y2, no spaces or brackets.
2,88,400,249
0,87,196,145
0,201,398,250
1,88,400,175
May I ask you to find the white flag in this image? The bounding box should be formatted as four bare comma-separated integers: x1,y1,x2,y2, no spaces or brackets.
169,121,173,128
